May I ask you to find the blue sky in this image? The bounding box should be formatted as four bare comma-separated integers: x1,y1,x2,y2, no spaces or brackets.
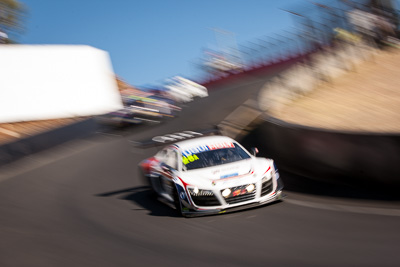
16,0,324,87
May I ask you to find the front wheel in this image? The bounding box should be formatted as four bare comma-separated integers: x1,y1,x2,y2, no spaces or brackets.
173,187,183,216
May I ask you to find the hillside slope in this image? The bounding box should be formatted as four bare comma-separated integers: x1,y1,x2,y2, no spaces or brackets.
268,48,400,133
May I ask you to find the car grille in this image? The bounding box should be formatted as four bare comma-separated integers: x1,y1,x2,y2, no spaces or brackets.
222,184,256,205
261,178,273,197
190,195,220,207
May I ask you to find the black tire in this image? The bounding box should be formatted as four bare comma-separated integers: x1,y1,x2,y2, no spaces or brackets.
148,175,159,196
173,187,183,216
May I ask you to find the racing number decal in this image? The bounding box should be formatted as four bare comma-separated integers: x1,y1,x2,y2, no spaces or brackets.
182,154,199,165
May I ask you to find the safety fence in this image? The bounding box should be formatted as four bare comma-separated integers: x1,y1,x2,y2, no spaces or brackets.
196,1,350,87
198,0,399,88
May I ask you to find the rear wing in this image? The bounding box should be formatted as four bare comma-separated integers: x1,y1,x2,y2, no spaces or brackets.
131,127,221,148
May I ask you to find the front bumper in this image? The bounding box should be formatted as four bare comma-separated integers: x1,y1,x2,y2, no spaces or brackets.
181,189,285,218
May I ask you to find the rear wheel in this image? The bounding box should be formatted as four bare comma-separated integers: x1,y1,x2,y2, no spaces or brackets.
139,168,158,196
147,175,160,196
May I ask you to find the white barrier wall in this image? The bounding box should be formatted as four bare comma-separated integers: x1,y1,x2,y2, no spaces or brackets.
0,45,123,123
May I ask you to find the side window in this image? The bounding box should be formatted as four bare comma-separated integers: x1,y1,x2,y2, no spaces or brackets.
156,149,168,161
164,149,178,170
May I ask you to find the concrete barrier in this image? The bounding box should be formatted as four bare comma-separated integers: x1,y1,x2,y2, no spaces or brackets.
248,42,400,187
251,116,400,187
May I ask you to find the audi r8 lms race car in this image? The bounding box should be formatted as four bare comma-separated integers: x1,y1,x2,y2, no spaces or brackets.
139,132,284,217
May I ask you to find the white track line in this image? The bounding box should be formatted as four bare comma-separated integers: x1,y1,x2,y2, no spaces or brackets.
286,198,400,217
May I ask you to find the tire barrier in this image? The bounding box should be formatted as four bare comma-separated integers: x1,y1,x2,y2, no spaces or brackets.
0,118,98,167
250,116,400,187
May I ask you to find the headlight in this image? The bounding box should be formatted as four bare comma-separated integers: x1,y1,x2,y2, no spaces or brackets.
188,187,214,197
193,187,199,194
262,171,272,183
221,184,255,198
246,184,255,193
222,188,231,198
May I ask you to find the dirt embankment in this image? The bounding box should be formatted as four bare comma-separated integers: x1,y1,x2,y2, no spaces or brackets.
268,48,400,133
0,118,87,145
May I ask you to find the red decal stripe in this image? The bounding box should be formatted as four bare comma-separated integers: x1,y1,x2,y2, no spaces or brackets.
177,177,193,206
262,166,271,176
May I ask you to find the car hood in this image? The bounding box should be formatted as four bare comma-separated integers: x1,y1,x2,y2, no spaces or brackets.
180,158,269,188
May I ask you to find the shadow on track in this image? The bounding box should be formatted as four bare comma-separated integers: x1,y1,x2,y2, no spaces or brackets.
96,186,181,217
95,185,286,218
96,121,162,137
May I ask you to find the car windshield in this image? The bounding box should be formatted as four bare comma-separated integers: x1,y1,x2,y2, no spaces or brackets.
182,143,251,171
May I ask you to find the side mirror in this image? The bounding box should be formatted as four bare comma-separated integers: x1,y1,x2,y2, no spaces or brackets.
250,147,259,156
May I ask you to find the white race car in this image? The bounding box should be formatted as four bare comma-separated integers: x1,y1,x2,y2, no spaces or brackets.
138,132,284,217
164,76,208,103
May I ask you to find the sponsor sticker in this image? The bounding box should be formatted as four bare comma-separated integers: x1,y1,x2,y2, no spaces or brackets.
220,173,238,179
182,142,235,156
182,154,199,165
208,142,234,150
182,145,209,157
232,189,247,197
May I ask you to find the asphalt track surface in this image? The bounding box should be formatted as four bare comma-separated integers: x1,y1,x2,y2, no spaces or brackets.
1,72,400,267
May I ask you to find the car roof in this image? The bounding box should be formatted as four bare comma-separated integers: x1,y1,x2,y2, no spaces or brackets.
174,135,237,150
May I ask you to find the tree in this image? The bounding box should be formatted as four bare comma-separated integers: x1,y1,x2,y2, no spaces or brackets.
0,0,25,42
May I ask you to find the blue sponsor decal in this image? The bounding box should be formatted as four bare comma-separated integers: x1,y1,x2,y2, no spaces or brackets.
273,162,278,172
181,142,235,156
176,184,186,200
220,173,238,179
182,144,210,156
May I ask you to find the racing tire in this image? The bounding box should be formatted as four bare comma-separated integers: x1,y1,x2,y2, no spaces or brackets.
147,175,159,196
173,187,183,217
